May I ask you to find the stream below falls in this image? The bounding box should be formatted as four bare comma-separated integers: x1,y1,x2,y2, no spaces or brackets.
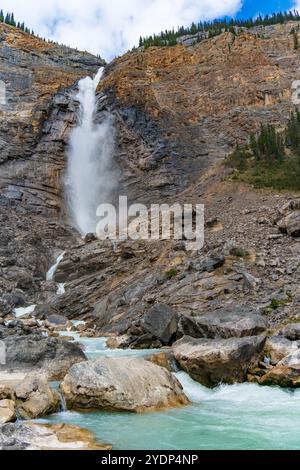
36,332,300,450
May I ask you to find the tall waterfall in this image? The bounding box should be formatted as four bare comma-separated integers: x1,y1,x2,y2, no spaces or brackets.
66,67,115,235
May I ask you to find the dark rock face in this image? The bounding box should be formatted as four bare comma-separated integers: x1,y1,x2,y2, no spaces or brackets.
141,304,178,345
0,24,104,307
178,307,268,339
1,334,86,380
173,335,266,387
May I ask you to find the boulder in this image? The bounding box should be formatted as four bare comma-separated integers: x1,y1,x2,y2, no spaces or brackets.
33,304,59,320
1,334,86,380
279,323,300,341
260,350,300,387
173,335,266,387
265,336,299,365
45,314,69,329
178,307,267,339
0,422,111,450
83,233,97,243
194,253,225,272
145,351,175,372
141,303,178,345
61,357,189,412
15,373,60,419
0,400,16,424
277,211,300,237
0,385,14,400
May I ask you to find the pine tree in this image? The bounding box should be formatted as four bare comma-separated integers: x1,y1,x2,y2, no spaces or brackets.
11,13,16,27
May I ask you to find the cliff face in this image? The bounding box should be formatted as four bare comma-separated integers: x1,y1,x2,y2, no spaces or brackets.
1,22,300,342
0,24,104,298
99,22,299,203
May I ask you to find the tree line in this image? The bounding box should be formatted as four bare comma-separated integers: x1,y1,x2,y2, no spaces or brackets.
0,10,33,35
138,10,300,49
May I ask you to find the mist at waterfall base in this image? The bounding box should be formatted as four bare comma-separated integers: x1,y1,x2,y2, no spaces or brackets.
66,67,116,235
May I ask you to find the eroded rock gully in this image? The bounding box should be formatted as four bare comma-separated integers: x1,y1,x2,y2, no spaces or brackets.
1,21,300,391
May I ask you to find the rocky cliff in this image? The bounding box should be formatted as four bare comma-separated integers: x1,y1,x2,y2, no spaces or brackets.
0,24,104,301
1,21,300,371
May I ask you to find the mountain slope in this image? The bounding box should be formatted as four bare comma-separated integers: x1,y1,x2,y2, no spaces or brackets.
0,21,300,348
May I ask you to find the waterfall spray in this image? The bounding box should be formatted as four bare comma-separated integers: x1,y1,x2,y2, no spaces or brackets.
66,67,115,235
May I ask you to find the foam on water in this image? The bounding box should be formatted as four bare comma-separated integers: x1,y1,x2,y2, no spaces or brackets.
56,283,65,295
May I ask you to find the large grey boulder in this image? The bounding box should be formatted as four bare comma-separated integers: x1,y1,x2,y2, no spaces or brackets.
141,303,178,345
61,357,189,412
15,373,60,419
178,307,267,339
173,335,266,387
1,334,86,380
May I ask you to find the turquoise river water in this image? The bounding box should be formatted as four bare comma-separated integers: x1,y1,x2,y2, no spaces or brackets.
41,332,300,450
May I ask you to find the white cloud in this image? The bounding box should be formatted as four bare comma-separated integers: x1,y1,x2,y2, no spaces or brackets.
294,0,300,10
1,0,243,60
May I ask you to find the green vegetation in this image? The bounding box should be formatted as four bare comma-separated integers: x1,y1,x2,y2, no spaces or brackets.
270,299,281,310
229,246,249,258
0,9,32,34
138,10,300,49
226,110,300,191
164,268,178,279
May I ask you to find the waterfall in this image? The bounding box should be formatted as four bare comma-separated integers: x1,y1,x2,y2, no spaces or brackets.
46,252,65,296
46,252,65,281
58,391,67,412
66,67,115,235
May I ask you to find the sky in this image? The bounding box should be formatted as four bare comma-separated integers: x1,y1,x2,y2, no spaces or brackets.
1,0,300,60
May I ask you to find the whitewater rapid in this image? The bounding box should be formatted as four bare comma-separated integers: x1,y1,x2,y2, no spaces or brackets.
43,334,300,450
